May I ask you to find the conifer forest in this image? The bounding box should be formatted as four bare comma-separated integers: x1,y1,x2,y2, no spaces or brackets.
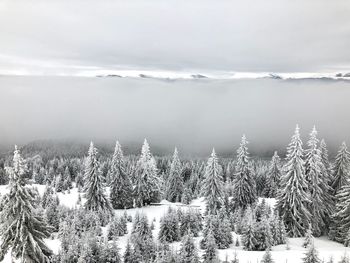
1,0,350,262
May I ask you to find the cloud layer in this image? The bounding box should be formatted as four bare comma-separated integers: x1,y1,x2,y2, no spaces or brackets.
0,0,350,74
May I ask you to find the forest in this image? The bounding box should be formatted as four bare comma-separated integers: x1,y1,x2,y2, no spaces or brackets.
0,125,349,263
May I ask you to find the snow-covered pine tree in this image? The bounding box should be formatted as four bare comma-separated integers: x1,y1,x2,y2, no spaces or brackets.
303,243,321,263
84,142,112,213
134,139,161,207
202,230,219,263
264,151,281,198
320,139,333,185
55,173,64,192
165,147,184,202
180,209,202,237
0,146,53,262
303,226,314,248
158,207,180,242
332,183,350,244
178,233,200,263
130,212,156,262
108,216,127,240
304,127,334,236
100,240,121,263
261,249,274,263
109,141,133,209
276,125,311,237
332,142,350,195
231,135,257,211
202,148,224,215
241,208,258,251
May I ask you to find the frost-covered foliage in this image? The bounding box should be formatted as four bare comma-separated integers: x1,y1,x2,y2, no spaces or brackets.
134,139,161,207
202,149,224,215
109,141,133,209
84,142,112,213
264,151,281,198
178,233,200,263
304,127,334,236
0,146,53,262
277,125,311,237
231,135,257,211
158,207,180,242
165,148,184,202
332,142,350,195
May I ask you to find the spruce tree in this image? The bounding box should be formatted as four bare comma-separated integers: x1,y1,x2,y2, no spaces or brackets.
332,142,350,195
202,148,224,214
84,142,112,213
231,135,257,211
332,183,350,243
276,125,311,237
0,146,53,262
241,208,258,251
264,151,281,198
261,249,274,263
303,243,321,263
165,147,184,202
202,231,219,263
178,234,200,263
134,139,161,207
109,141,133,209
303,227,314,248
304,127,333,236
158,207,180,242
320,139,333,185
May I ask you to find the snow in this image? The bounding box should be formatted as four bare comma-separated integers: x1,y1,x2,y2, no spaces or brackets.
0,185,349,263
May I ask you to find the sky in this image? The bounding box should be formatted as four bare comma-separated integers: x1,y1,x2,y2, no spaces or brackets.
1,1,350,156
0,0,350,75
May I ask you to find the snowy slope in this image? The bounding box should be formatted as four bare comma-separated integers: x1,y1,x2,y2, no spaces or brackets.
0,185,349,263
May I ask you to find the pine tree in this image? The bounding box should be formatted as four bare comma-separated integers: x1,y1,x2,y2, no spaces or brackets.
100,240,121,263
303,227,314,248
166,147,184,202
202,231,219,263
178,234,200,263
241,208,258,251
55,173,64,192
108,216,127,240
261,249,274,263
264,151,281,198
332,183,350,244
332,142,350,195
276,125,311,237
202,148,224,215
303,243,321,263
231,135,257,211
134,139,161,207
304,127,334,236
109,141,133,209
180,209,202,237
320,139,333,185
0,146,53,262
158,207,180,242
130,212,156,262
84,142,112,213
123,241,136,263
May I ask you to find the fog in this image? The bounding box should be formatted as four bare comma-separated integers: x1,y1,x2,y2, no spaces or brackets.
0,76,349,157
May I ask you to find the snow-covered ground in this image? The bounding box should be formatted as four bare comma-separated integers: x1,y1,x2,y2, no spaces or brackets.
0,184,349,263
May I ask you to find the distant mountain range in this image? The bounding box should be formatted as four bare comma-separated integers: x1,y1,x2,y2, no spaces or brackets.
94,71,350,81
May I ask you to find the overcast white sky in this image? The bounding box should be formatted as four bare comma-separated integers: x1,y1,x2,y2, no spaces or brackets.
0,0,350,75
